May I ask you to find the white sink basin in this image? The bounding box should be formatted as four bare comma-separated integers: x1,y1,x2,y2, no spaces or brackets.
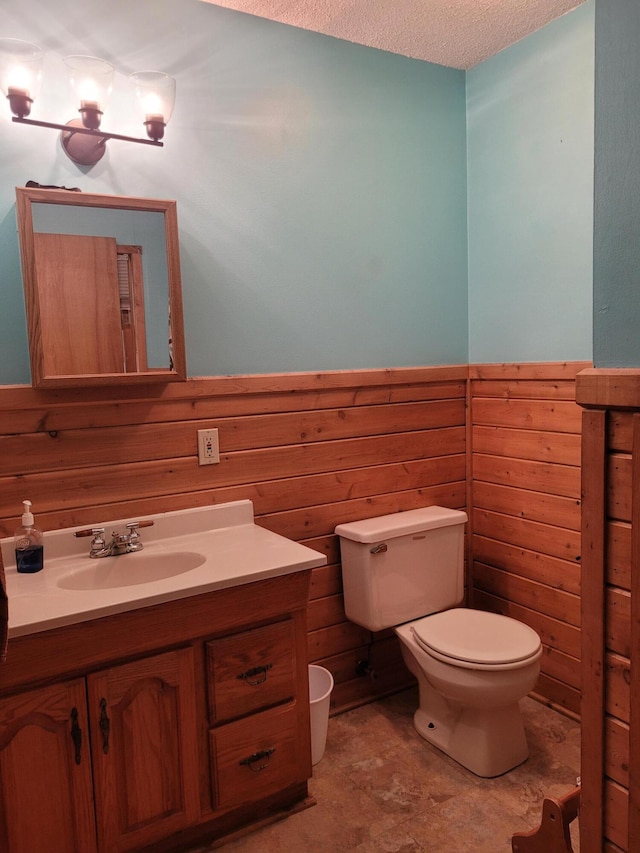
1,500,327,638
57,551,207,590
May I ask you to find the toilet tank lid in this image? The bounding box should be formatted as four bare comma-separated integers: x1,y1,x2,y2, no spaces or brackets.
335,506,467,543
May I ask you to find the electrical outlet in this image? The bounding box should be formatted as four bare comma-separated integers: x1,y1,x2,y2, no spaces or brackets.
197,428,219,465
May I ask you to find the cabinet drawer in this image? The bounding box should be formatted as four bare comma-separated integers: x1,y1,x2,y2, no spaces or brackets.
210,703,302,810
206,619,296,723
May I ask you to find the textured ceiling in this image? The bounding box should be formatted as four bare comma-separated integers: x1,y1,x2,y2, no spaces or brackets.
201,0,586,69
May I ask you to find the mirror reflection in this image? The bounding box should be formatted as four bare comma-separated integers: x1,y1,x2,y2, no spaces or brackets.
15,186,186,388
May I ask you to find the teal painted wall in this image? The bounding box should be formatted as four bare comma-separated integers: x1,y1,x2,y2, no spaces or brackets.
466,1,594,364
593,0,640,367
0,0,468,384
1,1,597,384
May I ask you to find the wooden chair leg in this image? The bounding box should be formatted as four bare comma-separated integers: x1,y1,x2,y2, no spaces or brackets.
511,786,580,853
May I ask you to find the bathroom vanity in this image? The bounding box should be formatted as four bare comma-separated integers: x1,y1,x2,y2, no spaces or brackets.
0,501,326,852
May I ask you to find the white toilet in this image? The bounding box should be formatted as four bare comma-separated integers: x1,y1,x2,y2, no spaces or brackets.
335,505,542,778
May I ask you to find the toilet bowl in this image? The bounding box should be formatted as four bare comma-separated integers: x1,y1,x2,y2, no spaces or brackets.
335,506,543,778
395,608,542,777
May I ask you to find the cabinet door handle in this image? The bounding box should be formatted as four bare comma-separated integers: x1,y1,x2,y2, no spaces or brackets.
239,747,276,772
70,707,82,765
99,698,111,754
237,663,272,686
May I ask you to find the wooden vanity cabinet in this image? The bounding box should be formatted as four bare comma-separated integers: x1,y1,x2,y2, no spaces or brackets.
0,570,313,852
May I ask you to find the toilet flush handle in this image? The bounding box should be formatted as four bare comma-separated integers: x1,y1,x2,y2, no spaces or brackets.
370,543,387,555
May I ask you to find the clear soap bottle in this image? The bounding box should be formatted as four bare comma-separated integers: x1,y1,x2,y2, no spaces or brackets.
14,500,44,573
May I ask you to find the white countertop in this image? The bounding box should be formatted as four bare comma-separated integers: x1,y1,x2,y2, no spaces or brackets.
1,500,326,638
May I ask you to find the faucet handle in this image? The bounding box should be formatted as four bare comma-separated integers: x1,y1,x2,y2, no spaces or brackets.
74,527,107,556
125,519,154,549
125,520,154,532
74,526,106,538
90,530,107,554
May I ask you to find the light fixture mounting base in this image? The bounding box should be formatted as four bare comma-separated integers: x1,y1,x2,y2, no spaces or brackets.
61,119,107,165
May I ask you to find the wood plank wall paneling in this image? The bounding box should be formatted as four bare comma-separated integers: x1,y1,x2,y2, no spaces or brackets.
0,361,590,723
469,362,589,720
0,367,467,714
576,368,640,853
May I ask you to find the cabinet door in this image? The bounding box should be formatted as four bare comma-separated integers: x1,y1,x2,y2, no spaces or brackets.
0,679,97,853
88,648,200,852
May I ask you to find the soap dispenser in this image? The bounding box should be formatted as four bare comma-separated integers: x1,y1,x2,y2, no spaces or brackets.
14,500,44,573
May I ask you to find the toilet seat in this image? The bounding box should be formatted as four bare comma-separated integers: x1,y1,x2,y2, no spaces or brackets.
409,608,542,671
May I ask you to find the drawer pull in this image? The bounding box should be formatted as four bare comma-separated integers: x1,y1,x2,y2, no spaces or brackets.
237,663,273,686
239,747,276,772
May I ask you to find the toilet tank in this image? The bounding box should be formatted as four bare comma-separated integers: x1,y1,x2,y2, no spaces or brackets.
335,506,467,632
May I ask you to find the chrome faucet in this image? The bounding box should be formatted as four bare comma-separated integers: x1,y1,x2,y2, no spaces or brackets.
74,520,154,558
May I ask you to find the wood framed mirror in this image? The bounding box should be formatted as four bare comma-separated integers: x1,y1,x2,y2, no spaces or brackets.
15,186,187,388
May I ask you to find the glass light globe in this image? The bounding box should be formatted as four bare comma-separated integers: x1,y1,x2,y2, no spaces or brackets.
0,38,44,118
64,54,114,129
129,71,175,141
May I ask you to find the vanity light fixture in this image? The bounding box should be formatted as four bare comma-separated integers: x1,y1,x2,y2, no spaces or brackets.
0,38,175,166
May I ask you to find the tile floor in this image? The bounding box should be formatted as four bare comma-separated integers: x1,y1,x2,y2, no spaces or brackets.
196,687,581,852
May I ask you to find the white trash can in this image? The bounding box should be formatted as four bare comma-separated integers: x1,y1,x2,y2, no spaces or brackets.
309,664,334,765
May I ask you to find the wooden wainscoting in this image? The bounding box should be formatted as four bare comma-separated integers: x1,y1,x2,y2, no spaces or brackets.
0,366,467,713
1,362,591,718
576,369,640,853
469,362,589,719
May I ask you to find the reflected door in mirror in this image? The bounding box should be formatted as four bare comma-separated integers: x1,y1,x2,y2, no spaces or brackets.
34,234,148,375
